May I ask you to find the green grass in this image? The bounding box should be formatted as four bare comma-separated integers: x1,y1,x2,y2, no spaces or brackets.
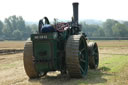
76,55,128,85
99,55,128,72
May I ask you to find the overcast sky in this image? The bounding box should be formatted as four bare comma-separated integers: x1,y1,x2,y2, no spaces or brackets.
0,0,128,21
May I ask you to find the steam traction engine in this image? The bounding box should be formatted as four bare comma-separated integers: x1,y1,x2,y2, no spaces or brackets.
23,2,99,78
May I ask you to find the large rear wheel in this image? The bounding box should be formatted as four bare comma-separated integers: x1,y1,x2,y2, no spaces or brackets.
66,35,88,78
23,40,39,78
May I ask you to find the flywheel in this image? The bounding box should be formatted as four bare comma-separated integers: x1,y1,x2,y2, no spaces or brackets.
66,35,88,78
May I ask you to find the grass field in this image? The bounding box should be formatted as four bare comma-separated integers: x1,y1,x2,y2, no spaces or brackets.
0,40,128,85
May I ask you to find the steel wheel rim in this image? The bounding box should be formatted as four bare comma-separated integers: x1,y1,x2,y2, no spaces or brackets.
79,37,88,76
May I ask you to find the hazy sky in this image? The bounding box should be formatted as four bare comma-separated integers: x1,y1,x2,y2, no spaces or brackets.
0,0,128,21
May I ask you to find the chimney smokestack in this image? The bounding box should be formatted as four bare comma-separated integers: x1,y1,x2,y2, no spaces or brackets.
73,2,79,24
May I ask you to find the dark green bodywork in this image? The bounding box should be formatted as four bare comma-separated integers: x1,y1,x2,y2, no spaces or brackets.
31,32,66,73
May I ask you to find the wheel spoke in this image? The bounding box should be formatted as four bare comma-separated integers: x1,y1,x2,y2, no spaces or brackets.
80,48,85,52
94,47,97,51
79,65,85,73
80,58,86,62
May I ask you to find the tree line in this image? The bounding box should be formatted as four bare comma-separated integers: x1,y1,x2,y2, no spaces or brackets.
0,15,128,40
0,15,37,40
81,19,128,38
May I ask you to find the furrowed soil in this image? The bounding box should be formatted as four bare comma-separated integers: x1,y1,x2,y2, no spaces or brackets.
0,41,128,85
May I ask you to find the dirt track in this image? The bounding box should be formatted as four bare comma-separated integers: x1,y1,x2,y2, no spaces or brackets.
0,53,81,85
0,53,27,85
